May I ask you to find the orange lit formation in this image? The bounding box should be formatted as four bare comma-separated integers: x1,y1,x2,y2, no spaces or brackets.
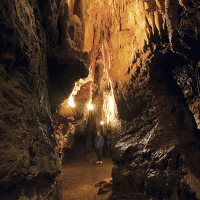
87,101,94,111
64,75,117,126
67,95,76,108
58,0,167,128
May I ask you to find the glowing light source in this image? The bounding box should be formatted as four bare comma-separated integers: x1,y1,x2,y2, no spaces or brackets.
87,102,94,111
108,95,115,115
67,95,76,108
63,67,93,110
100,121,105,125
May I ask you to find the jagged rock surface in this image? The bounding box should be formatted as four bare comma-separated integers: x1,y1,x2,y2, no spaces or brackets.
0,0,88,199
55,1,200,199
82,0,200,199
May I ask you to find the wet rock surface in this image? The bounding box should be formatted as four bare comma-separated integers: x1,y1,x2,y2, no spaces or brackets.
0,0,87,199
95,178,112,195
0,0,59,199
109,1,200,199
77,0,200,199
111,65,200,199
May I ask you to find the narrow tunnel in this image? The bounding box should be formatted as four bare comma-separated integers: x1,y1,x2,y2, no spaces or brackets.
0,0,200,200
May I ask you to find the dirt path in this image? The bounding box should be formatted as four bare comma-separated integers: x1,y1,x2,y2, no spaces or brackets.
62,158,113,200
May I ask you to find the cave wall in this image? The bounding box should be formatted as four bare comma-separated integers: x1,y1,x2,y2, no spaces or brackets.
47,0,88,111
0,0,88,199
84,0,200,127
55,3,200,193
0,1,59,199
82,0,200,199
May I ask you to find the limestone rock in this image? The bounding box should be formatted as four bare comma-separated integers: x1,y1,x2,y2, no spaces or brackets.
0,0,87,199
95,178,112,195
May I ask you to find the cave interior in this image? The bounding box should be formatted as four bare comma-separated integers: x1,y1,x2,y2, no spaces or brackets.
0,0,200,199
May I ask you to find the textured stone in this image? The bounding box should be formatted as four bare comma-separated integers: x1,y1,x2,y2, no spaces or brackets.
95,178,112,195
55,6,200,200
0,0,88,199
0,0,60,198
80,0,200,199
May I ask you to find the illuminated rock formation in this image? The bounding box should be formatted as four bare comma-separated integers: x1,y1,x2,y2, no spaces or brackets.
55,1,200,198
83,0,200,199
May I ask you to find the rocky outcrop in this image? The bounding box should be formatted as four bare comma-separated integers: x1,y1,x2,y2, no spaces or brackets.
0,0,88,199
111,51,200,199
46,0,89,111
54,115,75,161
81,0,200,199
55,4,200,199
109,1,200,199
0,1,59,199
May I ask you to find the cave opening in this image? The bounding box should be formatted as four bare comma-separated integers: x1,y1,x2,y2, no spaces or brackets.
52,0,200,198
54,63,115,199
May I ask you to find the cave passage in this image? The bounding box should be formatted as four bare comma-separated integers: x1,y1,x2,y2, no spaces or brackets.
55,76,115,199
53,28,118,198
61,153,112,200
1,0,200,200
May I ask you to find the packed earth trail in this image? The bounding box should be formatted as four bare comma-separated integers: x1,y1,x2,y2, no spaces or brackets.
62,158,113,200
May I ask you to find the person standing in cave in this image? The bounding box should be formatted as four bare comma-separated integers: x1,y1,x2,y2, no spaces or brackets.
94,131,104,164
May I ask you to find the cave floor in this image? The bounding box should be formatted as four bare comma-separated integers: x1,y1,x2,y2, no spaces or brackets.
61,157,113,200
